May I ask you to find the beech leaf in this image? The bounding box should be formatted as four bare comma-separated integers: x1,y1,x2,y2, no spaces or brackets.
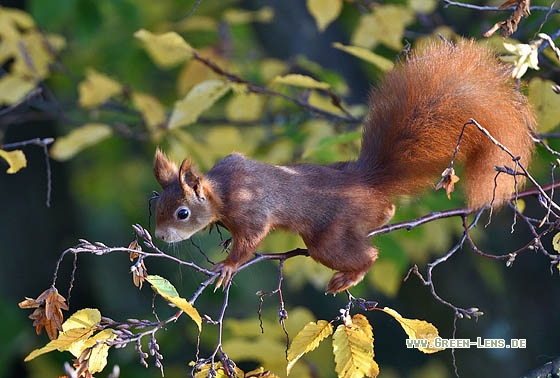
82,329,117,373
332,314,379,378
380,307,445,354
222,7,274,24
307,0,343,32
50,123,112,161
0,74,36,105
225,91,264,122
168,80,231,129
333,43,394,72
552,232,560,253
134,29,193,68
78,69,123,109
131,92,167,130
147,275,202,331
0,149,26,173
25,327,95,361
62,308,102,332
287,320,333,375
24,308,101,362
272,74,330,90
351,5,415,50
528,78,560,133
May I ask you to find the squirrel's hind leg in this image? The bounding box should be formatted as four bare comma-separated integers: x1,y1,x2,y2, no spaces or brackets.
327,269,370,293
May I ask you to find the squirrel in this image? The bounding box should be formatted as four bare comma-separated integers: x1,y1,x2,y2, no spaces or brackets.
153,40,535,294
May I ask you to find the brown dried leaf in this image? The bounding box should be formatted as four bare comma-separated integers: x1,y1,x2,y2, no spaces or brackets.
132,259,148,290
19,287,68,340
483,0,530,38
435,167,460,200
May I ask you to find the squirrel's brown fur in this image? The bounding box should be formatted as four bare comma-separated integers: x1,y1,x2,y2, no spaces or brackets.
153,40,535,293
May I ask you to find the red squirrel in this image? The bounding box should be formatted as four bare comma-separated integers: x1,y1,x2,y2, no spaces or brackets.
153,40,535,293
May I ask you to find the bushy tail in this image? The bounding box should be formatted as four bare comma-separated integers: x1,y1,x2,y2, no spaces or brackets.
358,40,535,209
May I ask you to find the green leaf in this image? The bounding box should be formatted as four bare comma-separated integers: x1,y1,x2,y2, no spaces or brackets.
146,275,202,331
50,123,112,161
0,149,26,173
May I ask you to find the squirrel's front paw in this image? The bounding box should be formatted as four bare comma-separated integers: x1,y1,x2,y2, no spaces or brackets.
211,261,238,290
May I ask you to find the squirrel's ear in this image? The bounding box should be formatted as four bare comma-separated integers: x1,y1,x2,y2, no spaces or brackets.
153,148,178,189
179,158,205,200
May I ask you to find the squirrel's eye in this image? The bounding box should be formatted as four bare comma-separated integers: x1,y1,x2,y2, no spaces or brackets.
176,208,190,220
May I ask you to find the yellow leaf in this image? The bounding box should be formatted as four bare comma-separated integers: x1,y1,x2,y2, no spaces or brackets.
176,15,218,32
168,80,231,129
287,320,333,375
0,6,35,30
528,78,560,133
12,31,63,79
380,307,444,354
246,367,280,378
332,314,379,378
351,5,415,50
25,309,102,362
193,362,242,378
308,90,343,115
513,198,525,214
333,43,394,71
78,69,123,109
408,0,437,14
0,149,26,173
62,308,102,331
131,92,167,130
50,123,112,161
0,74,35,105
307,0,343,32
83,329,116,373
552,233,560,253
25,327,95,361
272,74,330,90
225,91,264,122
134,29,193,68
146,275,202,331
222,7,274,24
260,58,289,83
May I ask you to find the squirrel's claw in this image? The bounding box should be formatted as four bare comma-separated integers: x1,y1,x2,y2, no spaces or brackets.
211,262,236,291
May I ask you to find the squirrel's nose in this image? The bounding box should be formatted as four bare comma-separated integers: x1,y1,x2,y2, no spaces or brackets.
155,229,166,241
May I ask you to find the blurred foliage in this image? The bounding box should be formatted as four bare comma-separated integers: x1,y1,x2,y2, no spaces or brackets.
1,0,560,378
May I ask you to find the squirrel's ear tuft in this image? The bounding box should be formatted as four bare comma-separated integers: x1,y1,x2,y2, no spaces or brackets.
179,158,205,199
154,148,178,189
